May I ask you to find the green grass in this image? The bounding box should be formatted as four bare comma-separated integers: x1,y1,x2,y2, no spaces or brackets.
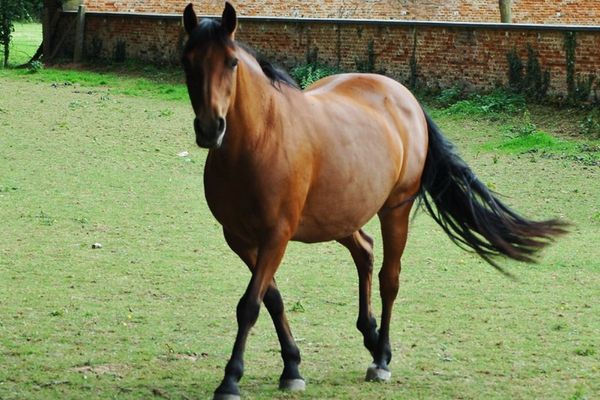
1,23,187,102
4,22,42,66
1,23,599,400
1,65,189,102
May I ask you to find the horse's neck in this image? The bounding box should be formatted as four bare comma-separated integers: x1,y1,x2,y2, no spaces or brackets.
221,53,286,159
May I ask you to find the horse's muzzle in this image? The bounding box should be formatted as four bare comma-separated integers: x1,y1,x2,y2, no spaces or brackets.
194,117,226,149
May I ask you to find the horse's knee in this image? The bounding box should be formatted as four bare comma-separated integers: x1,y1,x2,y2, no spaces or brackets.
378,269,400,298
263,287,284,316
236,295,261,327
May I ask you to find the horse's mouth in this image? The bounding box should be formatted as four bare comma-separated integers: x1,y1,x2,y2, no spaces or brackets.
194,117,226,149
196,131,225,149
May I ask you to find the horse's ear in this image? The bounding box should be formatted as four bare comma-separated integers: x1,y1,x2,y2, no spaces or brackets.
222,2,237,38
183,3,198,35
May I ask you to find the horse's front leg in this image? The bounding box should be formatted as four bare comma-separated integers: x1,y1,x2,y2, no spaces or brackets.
222,229,304,393
263,280,305,390
214,231,290,400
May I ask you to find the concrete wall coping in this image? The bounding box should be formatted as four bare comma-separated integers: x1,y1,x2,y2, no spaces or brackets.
61,10,600,32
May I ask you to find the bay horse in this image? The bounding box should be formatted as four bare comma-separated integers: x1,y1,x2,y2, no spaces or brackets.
181,3,567,399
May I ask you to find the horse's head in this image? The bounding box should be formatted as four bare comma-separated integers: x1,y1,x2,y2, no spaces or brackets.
182,3,238,149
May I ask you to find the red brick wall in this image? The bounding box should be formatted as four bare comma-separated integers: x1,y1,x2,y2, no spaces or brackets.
54,12,599,100
77,0,600,25
236,21,599,96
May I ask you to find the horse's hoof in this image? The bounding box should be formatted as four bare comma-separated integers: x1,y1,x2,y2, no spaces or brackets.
213,393,241,400
279,378,306,391
365,363,391,382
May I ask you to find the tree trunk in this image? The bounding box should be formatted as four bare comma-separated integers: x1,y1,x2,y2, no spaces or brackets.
3,42,8,67
499,0,512,23
42,0,61,62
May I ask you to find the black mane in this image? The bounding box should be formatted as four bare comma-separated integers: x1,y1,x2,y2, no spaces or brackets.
184,18,299,90
237,43,299,89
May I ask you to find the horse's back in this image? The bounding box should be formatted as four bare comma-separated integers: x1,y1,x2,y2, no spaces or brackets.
291,73,428,242
309,73,427,201
306,73,427,186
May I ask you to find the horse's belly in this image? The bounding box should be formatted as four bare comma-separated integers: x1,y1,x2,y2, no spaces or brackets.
293,178,392,243
293,212,373,243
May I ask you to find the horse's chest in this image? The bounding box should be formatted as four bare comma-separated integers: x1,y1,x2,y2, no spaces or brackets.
203,166,272,243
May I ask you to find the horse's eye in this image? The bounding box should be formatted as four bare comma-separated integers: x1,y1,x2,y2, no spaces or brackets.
228,58,238,69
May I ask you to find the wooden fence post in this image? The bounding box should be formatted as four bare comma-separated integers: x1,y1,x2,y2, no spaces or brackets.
73,5,86,62
499,0,512,23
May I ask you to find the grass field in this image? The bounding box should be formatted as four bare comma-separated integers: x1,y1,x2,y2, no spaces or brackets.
1,24,599,400
3,22,42,66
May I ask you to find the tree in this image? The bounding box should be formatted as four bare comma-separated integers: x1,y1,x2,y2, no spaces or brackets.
0,0,43,67
1,1,17,67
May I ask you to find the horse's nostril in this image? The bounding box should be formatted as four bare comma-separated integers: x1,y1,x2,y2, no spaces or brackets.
217,117,225,133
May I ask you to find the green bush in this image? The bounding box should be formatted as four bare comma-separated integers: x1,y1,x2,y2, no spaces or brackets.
580,110,600,139
435,86,464,107
27,59,42,73
290,63,341,89
444,89,526,116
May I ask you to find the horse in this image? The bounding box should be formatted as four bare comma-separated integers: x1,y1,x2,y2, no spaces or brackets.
180,3,567,399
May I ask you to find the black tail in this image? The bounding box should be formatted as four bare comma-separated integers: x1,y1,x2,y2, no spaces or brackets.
419,112,568,275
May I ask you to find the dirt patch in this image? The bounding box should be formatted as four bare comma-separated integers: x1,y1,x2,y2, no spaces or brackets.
71,364,128,377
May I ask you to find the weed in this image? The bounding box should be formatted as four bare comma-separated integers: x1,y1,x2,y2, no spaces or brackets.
0,185,18,192
408,28,419,89
444,90,526,117
509,111,537,137
355,40,384,74
565,31,577,102
507,47,523,92
27,60,43,73
551,322,567,331
73,216,89,225
159,109,174,118
34,210,55,226
290,63,340,89
68,100,83,110
114,40,127,63
436,86,463,107
574,347,596,357
290,300,305,313
574,74,596,103
569,387,589,400
579,109,600,139
523,45,550,101
50,310,64,317
89,37,103,59
506,45,550,102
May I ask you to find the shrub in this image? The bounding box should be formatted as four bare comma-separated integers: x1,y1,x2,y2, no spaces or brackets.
27,59,42,73
445,89,526,116
436,86,465,107
505,45,550,102
507,47,523,92
579,109,600,139
290,63,341,89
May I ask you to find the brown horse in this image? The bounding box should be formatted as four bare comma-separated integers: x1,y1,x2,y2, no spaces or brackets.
181,3,567,399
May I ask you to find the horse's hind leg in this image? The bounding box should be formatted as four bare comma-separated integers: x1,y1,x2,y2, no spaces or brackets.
367,200,414,382
337,230,379,356
222,229,304,394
